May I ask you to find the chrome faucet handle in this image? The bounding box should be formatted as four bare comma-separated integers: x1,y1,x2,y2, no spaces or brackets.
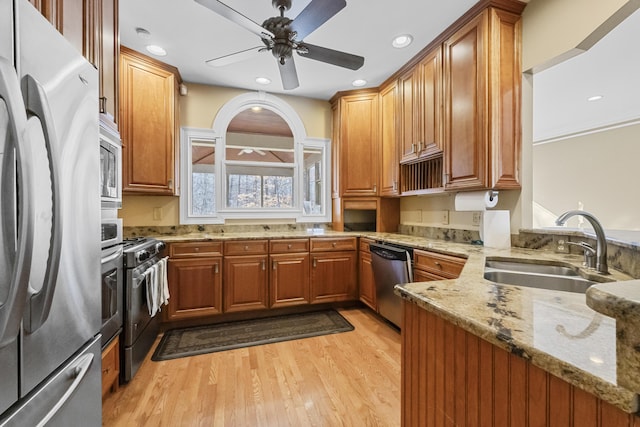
566,241,596,269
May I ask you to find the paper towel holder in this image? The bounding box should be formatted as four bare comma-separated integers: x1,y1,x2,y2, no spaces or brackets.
488,191,498,202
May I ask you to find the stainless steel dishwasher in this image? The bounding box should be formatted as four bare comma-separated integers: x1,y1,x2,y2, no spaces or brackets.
369,242,413,328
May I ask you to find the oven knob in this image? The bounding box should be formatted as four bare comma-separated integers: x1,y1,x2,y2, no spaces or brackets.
155,242,166,252
137,251,150,263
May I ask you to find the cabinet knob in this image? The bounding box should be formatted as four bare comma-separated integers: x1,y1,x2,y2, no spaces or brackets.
244,245,249,251
332,242,337,247
313,258,317,268
213,264,219,274
434,261,442,269
273,260,277,270
194,247,199,252
287,244,292,249
261,260,266,271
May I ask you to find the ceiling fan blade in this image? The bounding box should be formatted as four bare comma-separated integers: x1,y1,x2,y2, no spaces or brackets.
278,57,299,90
300,43,364,70
194,0,274,40
206,46,262,67
290,0,346,40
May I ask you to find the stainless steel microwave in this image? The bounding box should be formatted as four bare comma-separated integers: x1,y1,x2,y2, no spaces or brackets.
100,120,122,208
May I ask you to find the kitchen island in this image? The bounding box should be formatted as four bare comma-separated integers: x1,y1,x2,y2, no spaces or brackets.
129,225,639,422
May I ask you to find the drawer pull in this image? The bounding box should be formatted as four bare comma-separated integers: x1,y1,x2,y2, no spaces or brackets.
313,258,317,268
273,260,277,270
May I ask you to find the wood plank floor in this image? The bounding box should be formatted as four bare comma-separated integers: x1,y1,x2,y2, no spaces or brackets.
102,308,401,426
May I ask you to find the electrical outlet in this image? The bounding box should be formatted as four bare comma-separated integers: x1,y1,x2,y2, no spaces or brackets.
441,210,449,225
472,212,482,226
153,207,162,221
554,235,570,253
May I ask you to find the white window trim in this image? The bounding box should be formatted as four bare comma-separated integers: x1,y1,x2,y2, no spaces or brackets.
180,92,331,224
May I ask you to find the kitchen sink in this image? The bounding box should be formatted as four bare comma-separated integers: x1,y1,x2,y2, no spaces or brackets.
483,258,603,293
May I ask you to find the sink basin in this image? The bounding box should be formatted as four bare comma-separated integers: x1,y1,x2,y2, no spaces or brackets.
484,258,600,293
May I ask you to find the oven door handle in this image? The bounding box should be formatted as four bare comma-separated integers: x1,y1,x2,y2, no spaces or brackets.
0,57,36,347
22,74,63,334
101,246,124,265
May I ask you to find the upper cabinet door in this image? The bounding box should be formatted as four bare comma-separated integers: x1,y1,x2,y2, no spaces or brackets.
418,46,443,158
443,8,522,191
338,92,380,197
379,81,399,196
120,47,180,195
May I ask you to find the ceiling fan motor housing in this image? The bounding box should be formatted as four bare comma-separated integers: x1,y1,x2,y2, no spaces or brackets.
262,16,299,63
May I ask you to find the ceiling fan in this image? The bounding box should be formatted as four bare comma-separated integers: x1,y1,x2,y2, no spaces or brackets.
195,0,365,90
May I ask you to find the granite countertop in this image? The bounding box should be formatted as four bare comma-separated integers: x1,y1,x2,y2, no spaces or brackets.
148,229,638,412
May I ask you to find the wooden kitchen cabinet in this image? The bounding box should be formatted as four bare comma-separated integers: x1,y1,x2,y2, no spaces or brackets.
358,238,376,311
379,81,400,196
85,0,119,126
270,239,310,308
101,335,119,398
413,249,465,280
401,301,640,427
29,0,84,53
443,7,522,191
166,242,223,321
331,91,379,197
223,240,269,313
120,46,181,195
399,46,443,165
310,237,357,303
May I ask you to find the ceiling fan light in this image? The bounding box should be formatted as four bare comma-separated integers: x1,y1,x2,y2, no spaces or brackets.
255,77,271,85
352,79,367,87
392,34,413,49
146,44,167,56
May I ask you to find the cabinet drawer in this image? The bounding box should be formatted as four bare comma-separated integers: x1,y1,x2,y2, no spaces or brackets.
310,237,357,252
169,241,223,257
270,239,309,254
359,238,374,253
413,249,465,279
101,336,120,398
224,240,268,256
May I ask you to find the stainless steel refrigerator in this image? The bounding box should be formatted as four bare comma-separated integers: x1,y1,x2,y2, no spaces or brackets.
0,0,102,425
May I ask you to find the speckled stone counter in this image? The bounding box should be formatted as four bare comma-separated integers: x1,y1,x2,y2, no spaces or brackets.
131,226,639,413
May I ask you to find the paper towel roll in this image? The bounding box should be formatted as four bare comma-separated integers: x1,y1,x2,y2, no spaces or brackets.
454,191,498,211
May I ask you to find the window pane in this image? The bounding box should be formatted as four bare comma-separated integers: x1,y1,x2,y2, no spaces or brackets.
263,176,293,208
227,174,261,208
303,147,323,214
191,142,215,215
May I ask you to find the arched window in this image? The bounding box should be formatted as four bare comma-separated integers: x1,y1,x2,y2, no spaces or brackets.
180,92,330,224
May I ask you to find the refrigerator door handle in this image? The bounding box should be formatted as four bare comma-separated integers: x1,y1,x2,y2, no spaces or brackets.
36,353,94,427
21,74,63,334
0,57,36,347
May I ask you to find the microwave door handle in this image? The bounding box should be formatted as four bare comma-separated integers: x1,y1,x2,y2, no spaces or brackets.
21,74,63,334
0,57,36,347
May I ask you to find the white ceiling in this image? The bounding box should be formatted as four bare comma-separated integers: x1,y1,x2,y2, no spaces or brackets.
119,0,479,100
533,8,640,143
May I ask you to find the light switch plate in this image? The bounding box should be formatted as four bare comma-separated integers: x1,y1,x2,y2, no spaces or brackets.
441,210,449,225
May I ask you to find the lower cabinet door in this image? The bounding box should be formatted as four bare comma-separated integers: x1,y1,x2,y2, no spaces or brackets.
310,251,357,303
167,257,222,320
270,253,310,308
223,255,269,312
359,251,376,310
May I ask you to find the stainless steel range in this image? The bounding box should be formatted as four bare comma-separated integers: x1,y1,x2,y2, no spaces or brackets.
121,237,166,382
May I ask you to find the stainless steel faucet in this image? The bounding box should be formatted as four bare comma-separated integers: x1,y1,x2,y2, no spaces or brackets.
555,210,609,274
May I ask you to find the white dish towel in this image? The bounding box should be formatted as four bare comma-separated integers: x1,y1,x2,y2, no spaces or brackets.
145,257,170,317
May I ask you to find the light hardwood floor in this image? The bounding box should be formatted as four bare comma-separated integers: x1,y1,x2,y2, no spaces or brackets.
102,308,401,426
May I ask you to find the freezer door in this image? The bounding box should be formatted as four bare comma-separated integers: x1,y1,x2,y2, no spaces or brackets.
17,0,101,396
0,335,102,427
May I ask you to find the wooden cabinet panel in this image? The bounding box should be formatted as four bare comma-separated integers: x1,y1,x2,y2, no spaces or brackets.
270,253,310,308
224,240,269,256
418,47,443,157
399,68,417,163
401,301,640,427
413,249,465,279
337,92,379,197
359,250,375,310
167,257,222,320
310,237,357,252
96,0,119,124
310,251,357,303
223,255,268,312
379,81,399,196
269,239,309,254
101,335,119,398
169,241,223,258
120,46,180,195
443,8,521,191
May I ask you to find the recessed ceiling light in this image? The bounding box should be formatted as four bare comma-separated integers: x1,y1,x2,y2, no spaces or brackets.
255,77,271,85
392,34,413,48
135,27,151,39
587,95,603,102
146,45,167,56
352,79,367,87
